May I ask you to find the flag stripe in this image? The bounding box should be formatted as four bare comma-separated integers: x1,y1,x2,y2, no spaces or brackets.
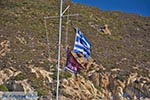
74,44,90,55
76,29,91,46
73,28,91,58
65,67,75,73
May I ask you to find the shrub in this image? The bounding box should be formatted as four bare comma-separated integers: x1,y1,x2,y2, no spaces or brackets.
11,73,27,81
60,71,72,79
108,35,122,41
37,88,48,96
0,84,8,91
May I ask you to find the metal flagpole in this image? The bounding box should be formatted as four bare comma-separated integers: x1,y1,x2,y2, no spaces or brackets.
65,8,70,50
44,19,50,58
43,1,79,100
44,14,79,100
44,14,79,19
56,0,63,99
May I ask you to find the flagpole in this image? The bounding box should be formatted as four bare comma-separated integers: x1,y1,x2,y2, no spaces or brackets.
43,1,79,99
56,0,63,100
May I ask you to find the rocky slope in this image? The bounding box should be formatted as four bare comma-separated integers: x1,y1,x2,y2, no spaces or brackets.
0,0,150,100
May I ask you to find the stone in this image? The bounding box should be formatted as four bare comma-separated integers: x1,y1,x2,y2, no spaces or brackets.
90,73,100,88
6,79,34,92
0,68,21,85
125,73,138,86
0,40,10,57
29,66,53,83
61,75,104,100
6,80,24,91
100,24,111,35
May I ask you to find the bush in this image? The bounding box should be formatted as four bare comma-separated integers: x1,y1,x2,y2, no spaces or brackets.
37,88,48,96
11,73,27,81
0,84,8,91
108,35,122,41
60,71,72,79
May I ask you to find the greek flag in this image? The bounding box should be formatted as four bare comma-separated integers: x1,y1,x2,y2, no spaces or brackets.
73,28,91,58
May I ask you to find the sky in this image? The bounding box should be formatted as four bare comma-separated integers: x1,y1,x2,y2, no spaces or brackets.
72,0,150,16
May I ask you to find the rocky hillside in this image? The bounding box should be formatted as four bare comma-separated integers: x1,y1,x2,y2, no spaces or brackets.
0,0,150,100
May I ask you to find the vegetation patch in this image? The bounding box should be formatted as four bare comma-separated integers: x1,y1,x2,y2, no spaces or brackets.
30,77,43,88
37,88,48,96
59,71,72,79
11,73,27,81
108,35,123,41
0,84,8,91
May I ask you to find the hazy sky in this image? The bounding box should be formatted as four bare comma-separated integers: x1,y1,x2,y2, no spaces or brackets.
72,0,150,16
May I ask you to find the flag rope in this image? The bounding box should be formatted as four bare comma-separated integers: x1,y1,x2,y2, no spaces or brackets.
44,19,50,59
65,8,70,50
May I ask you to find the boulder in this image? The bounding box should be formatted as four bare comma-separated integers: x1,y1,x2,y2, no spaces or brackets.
6,79,34,92
100,24,111,35
61,75,104,100
0,40,10,57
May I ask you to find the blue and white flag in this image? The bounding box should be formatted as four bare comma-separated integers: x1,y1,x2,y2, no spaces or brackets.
73,28,91,58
